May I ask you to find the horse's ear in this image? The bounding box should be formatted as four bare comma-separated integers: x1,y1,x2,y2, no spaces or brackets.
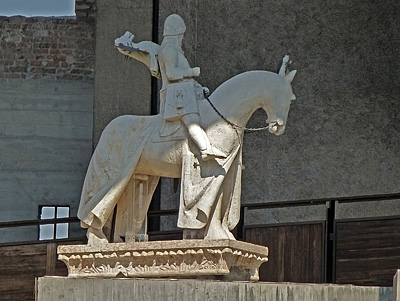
285,70,297,83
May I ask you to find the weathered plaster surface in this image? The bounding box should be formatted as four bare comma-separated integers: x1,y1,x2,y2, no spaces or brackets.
93,0,153,144
0,79,93,242
159,0,400,205
37,277,393,301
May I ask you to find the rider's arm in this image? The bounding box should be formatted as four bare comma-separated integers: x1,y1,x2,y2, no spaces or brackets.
161,46,200,81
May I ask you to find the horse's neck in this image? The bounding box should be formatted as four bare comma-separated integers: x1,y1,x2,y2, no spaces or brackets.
209,71,280,127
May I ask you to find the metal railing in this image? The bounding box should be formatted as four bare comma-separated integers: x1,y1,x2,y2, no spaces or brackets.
0,216,84,247
0,193,398,245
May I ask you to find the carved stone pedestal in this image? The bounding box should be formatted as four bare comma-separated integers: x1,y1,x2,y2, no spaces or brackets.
58,240,268,281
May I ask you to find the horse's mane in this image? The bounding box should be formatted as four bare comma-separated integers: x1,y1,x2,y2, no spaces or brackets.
210,70,285,104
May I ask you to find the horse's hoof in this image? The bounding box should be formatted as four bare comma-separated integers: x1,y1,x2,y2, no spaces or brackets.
183,229,202,239
87,227,108,246
204,228,231,240
224,228,236,240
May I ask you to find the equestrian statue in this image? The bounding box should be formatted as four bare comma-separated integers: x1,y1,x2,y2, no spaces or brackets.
77,14,297,246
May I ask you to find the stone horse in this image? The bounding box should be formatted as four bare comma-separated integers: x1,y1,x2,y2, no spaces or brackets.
77,62,296,245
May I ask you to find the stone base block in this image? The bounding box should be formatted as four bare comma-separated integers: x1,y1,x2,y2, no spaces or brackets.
36,277,393,301
58,239,268,281
394,270,400,301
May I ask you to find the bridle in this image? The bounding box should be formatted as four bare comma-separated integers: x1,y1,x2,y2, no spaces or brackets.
204,94,278,133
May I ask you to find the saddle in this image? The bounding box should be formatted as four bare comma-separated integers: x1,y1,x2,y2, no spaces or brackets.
151,118,186,143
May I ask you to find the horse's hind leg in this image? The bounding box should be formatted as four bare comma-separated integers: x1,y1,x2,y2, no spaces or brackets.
86,226,108,246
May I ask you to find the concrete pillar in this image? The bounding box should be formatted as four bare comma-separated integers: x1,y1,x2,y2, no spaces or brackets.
93,0,154,144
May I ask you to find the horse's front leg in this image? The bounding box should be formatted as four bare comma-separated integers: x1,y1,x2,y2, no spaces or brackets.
202,193,234,240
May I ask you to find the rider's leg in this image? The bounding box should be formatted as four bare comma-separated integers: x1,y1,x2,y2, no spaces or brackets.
182,113,208,151
182,113,226,160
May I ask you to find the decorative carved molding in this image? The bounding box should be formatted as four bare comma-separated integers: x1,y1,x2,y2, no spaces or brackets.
58,240,268,281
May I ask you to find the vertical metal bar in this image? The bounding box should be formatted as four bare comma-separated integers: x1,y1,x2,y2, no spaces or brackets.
53,206,58,239
151,0,159,115
235,206,245,240
148,0,162,234
48,206,55,240
332,202,337,283
325,200,336,283
143,181,148,235
109,205,117,243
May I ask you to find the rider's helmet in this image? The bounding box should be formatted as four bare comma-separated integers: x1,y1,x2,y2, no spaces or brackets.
163,14,186,37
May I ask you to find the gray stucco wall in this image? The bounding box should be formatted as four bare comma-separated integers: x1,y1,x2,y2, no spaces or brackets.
0,79,93,242
157,0,400,208
93,0,154,144
153,1,400,228
0,7,96,242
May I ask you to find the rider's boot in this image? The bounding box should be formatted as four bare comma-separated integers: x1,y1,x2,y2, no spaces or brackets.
200,144,227,161
183,114,227,161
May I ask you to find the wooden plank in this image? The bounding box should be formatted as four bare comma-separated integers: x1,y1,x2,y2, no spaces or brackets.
335,218,400,286
1,290,34,301
0,274,38,291
46,243,57,275
148,232,183,241
337,245,400,259
0,240,81,300
54,258,69,276
245,223,324,283
0,244,47,301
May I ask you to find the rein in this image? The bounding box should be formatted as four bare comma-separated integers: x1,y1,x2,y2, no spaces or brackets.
204,95,272,132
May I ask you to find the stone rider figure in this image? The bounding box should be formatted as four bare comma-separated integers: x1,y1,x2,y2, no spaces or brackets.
158,14,226,161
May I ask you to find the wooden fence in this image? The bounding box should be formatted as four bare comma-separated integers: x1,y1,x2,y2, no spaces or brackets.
0,239,84,301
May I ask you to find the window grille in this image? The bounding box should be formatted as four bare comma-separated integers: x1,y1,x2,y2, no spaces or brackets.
39,206,70,240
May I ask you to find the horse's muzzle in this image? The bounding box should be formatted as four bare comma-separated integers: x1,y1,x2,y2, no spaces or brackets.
268,119,285,135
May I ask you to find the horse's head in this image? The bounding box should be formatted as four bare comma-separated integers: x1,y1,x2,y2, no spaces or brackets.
265,69,296,136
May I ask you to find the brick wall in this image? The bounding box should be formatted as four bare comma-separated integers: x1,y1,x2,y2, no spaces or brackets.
75,0,97,19
0,0,96,81
0,0,96,238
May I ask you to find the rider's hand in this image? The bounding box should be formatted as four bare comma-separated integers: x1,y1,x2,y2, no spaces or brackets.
191,67,200,77
282,55,290,63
